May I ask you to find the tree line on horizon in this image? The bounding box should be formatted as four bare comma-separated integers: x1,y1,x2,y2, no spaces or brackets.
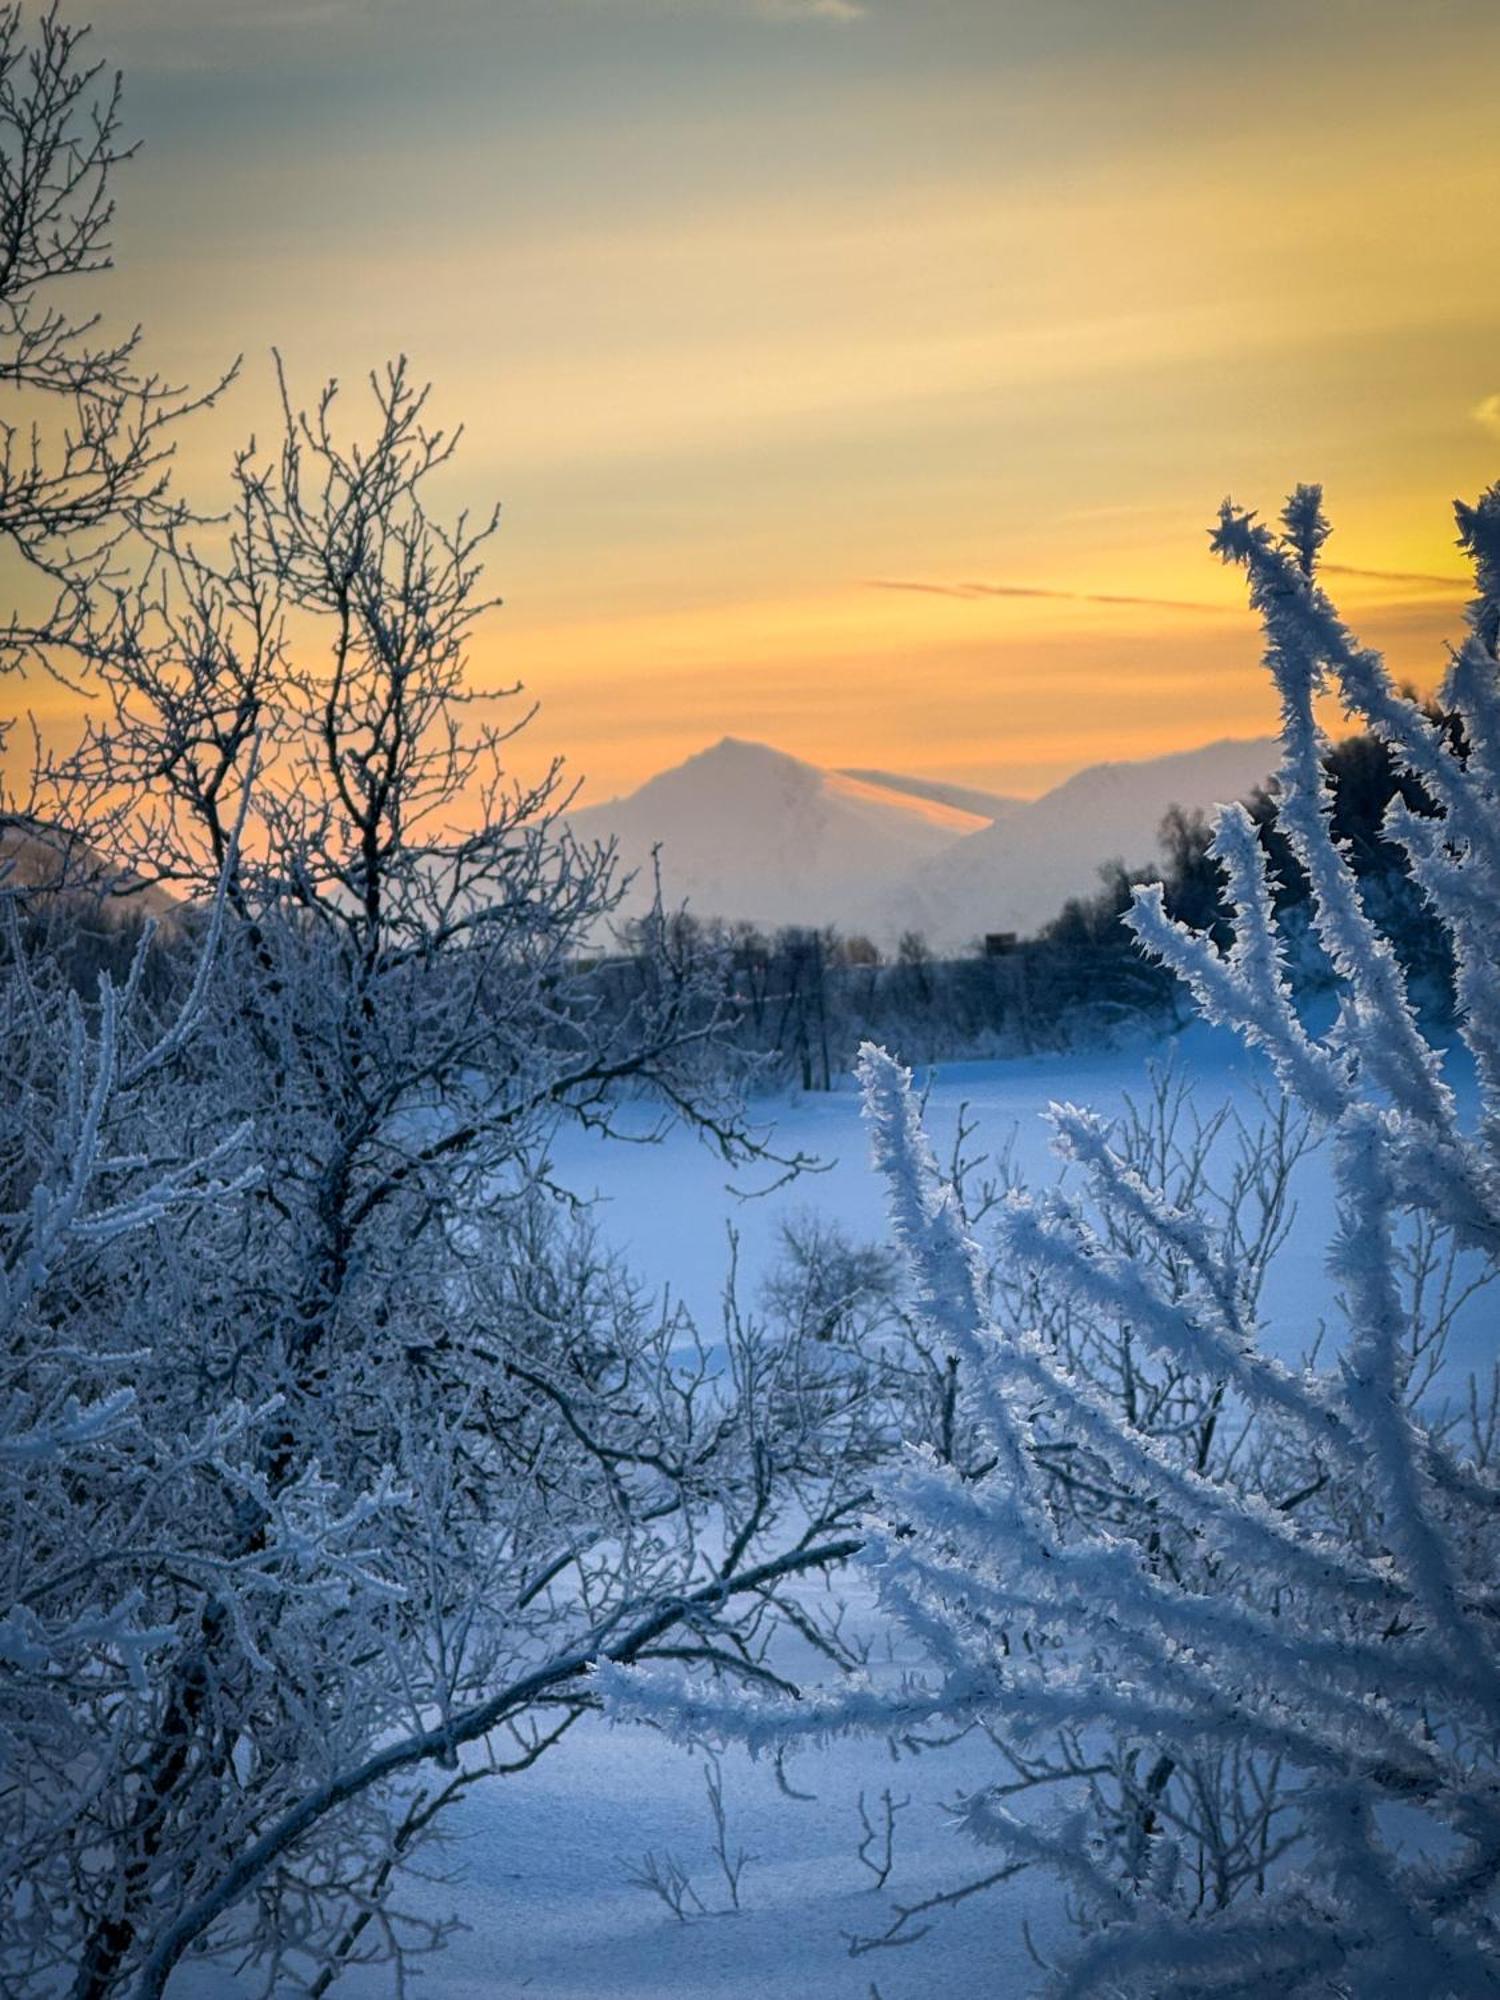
17,702,1463,1096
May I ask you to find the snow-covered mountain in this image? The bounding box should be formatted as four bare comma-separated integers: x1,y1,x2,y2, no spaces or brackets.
565,733,1277,947
565,737,991,936
888,735,1277,950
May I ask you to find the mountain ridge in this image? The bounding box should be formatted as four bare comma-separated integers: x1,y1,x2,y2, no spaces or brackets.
565,734,1277,948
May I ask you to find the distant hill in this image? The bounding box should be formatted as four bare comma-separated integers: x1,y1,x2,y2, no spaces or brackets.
888,735,1277,950
564,734,1277,949
835,769,1021,824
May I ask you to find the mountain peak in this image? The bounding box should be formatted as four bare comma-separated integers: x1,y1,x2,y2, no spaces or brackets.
649,736,823,799
565,737,973,933
696,735,814,771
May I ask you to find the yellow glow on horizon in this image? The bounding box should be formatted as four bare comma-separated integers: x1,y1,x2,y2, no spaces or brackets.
4,2,1497,807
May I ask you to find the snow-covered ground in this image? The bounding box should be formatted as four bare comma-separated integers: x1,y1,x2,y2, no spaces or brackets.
545,1017,1486,1387
547,1021,1294,1351
189,1022,1488,1999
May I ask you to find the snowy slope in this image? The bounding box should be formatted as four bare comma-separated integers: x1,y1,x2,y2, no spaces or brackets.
888,734,1277,950
565,737,990,937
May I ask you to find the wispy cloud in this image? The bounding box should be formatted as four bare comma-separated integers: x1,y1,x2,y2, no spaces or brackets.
1472,393,1500,439
868,577,1237,615
870,563,1469,615
1321,562,1467,593
754,0,867,20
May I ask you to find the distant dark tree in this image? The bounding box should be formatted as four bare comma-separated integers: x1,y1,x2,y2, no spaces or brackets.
1244,689,1465,1008
1157,804,1227,938
772,925,834,1090
895,927,933,1007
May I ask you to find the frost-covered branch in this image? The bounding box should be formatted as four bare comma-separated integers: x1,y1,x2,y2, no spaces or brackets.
614,479,1500,1996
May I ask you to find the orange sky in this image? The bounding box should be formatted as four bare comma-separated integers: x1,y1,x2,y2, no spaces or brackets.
7,0,1497,803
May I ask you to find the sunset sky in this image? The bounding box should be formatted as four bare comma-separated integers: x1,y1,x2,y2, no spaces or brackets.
26,0,1500,802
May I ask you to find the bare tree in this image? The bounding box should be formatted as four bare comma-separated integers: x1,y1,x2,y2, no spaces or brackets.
0,8,882,1990
0,3,228,680
0,319,890,1994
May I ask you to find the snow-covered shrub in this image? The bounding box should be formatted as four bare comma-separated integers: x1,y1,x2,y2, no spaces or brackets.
1,874,867,1997
610,485,1500,1996
0,866,265,1989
